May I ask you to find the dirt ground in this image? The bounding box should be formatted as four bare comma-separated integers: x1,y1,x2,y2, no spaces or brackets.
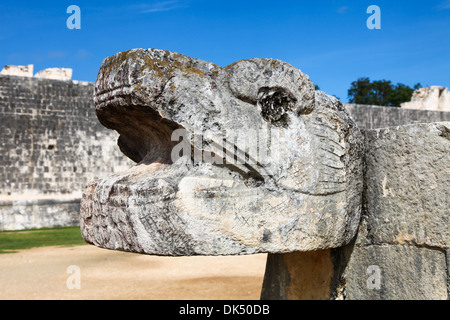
0,245,268,300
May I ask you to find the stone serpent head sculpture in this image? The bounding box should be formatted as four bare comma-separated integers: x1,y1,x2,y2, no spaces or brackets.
80,48,363,256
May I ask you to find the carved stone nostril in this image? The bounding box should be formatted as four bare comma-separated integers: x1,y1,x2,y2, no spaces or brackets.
257,87,297,126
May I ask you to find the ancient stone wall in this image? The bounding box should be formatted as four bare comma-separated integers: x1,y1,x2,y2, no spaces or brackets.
401,86,450,112
1,64,72,81
0,74,133,230
344,103,450,129
0,65,34,77
0,196,81,231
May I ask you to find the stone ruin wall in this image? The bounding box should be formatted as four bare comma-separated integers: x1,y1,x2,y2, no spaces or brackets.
401,86,450,112
0,74,133,230
344,103,450,129
0,64,73,81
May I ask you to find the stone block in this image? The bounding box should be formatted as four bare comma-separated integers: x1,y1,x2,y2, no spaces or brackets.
358,122,450,249
0,65,34,77
34,68,73,81
343,245,448,300
401,86,450,112
260,250,338,300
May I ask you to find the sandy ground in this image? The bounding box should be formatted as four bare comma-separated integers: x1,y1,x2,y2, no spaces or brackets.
0,245,267,300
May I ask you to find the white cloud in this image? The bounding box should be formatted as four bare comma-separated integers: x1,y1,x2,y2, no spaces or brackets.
137,1,188,13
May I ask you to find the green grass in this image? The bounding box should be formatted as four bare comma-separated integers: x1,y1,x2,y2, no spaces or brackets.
0,226,88,254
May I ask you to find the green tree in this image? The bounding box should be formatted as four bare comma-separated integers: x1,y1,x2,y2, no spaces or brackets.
371,80,394,106
348,78,373,104
348,77,421,107
388,83,421,107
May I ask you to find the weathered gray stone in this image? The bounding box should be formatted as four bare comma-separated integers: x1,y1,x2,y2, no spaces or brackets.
344,104,450,130
80,48,363,256
343,245,448,300
358,122,450,249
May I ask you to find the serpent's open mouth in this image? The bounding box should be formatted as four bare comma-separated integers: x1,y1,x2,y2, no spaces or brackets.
96,101,181,164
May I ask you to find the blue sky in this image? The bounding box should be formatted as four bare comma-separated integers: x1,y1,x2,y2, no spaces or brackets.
1,0,449,102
